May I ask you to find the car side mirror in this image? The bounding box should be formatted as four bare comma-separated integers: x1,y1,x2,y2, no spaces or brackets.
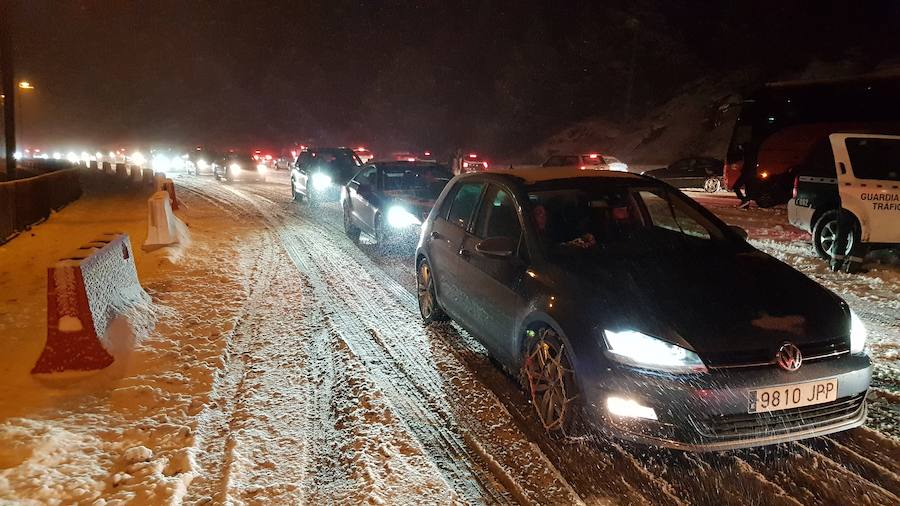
729,225,749,240
475,236,516,258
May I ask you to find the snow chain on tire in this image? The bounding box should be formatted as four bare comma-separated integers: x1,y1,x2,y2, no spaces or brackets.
523,328,578,434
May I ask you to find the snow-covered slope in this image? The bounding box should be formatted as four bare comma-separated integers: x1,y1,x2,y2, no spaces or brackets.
531,60,900,168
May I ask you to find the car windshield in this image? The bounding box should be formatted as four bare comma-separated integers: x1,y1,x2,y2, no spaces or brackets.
382,165,453,197
227,154,255,164
527,182,729,259
311,150,361,167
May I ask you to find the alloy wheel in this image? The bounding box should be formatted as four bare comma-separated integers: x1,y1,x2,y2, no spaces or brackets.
523,329,578,434
820,218,853,257
704,177,721,193
417,261,435,319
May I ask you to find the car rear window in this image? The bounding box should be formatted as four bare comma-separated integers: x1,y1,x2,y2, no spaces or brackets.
846,137,900,181
382,165,453,192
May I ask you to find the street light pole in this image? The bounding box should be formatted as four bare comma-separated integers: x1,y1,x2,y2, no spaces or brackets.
0,0,16,180
16,80,32,149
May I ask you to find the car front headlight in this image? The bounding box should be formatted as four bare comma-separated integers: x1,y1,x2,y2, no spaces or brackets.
311,173,333,190
197,159,208,169
256,163,268,173
603,329,707,374
387,206,422,228
850,309,867,354
230,163,242,173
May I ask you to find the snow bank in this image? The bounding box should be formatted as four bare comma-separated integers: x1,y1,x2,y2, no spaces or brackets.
0,174,242,504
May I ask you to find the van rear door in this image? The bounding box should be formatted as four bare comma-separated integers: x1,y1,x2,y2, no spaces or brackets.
830,133,900,244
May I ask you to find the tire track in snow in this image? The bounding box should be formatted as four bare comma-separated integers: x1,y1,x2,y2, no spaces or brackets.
212,179,900,505
239,182,687,504
179,180,509,503
224,181,590,504
235,183,699,505
177,187,285,503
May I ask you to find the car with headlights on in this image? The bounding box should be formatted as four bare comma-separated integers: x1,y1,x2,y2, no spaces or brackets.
187,149,218,176
415,166,870,450
213,153,268,182
341,161,453,253
291,147,362,205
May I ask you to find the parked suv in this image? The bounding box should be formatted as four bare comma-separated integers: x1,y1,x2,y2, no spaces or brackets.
789,133,900,260
291,147,362,205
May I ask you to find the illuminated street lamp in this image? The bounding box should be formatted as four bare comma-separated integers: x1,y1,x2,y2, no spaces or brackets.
13,80,35,150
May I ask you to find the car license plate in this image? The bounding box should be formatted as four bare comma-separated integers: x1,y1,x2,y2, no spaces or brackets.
748,378,838,413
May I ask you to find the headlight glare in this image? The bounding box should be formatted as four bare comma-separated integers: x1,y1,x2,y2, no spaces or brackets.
256,163,268,173
850,309,867,354
311,173,333,190
387,206,421,228
229,163,242,173
603,329,707,374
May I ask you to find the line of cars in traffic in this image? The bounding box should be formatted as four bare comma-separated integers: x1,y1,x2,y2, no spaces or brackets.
283,146,872,451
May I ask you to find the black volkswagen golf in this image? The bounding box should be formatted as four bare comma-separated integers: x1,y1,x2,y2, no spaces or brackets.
415,167,870,451
341,161,453,253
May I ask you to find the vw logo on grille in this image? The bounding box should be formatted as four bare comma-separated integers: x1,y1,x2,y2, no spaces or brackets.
776,342,803,372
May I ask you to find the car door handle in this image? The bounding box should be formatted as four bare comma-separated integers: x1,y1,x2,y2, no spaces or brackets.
839,162,847,175
458,248,471,258
430,231,442,240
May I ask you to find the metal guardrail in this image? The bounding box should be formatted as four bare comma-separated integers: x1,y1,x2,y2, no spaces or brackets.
0,168,83,244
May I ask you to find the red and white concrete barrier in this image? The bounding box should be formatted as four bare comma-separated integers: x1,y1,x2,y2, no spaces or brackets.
31,233,150,374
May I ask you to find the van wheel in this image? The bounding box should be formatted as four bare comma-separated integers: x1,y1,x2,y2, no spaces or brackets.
521,328,586,437
813,210,860,260
703,177,721,193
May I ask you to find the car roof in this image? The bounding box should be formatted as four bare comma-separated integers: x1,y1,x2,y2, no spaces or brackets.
478,166,644,184
373,160,447,168
303,147,354,153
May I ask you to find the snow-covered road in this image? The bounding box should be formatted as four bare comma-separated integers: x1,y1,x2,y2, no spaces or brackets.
1,173,898,505
177,176,900,505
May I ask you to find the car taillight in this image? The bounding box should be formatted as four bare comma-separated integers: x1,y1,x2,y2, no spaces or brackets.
792,175,799,199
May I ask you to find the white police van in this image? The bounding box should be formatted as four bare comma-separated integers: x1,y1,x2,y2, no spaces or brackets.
789,133,900,259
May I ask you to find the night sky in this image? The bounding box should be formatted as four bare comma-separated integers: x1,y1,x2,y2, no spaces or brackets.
8,0,900,156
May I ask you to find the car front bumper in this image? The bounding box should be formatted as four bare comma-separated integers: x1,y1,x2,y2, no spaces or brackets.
380,223,423,244
309,185,342,202
583,353,871,451
228,171,266,181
